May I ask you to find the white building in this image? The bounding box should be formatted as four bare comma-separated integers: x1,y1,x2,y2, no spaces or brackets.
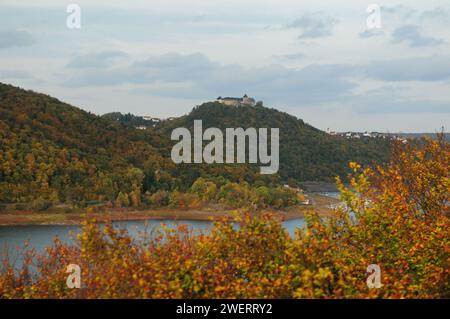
142,116,161,123
217,94,257,107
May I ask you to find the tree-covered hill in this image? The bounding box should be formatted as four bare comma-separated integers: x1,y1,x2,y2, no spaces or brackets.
101,112,159,128
155,102,391,182
0,83,391,207
0,84,269,206
0,83,175,204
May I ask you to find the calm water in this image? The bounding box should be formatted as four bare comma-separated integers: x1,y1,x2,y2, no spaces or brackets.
0,192,342,268
319,192,340,199
0,219,306,269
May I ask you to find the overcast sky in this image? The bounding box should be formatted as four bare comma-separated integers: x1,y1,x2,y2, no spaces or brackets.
1,0,449,132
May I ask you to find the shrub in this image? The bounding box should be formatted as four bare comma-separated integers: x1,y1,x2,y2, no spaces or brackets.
217,181,257,208
149,190,170,207
0,138,448,299
30,197,52,211
190,177,217,201
114,192,129,208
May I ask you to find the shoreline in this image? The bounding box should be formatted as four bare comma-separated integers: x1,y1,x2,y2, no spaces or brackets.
0,193,339,227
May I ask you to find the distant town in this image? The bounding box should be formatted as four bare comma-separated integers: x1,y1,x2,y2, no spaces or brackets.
134,116,176,129
132,96,445,144
326,129,408,143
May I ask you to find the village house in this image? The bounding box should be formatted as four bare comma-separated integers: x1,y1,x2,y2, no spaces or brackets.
142,116,161,123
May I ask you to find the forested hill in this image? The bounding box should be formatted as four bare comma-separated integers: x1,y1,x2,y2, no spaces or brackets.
155,102,391,181
102,112,159,128
0,83,268,206
0,83,391,206
0,83,174,204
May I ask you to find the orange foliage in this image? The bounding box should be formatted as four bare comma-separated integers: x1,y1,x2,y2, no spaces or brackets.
0,137,448,298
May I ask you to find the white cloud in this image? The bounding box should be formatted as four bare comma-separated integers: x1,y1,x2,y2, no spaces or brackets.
287,13,338,39
0,69,32,79
66,51,129,68
0,30,34,49
59,51,450,117
391,25,443,47
0,0,449,131
359,29,384,39
365,55,450,82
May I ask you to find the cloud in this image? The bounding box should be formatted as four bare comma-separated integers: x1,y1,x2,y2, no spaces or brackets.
391,25,443,47
274,53,306,61
61,51,450,110
383,5,450,26
62,52,356,105
286,13,338,39
359,29,384,39
347,86,450,114
420,7,449,22
365,55,450,82
383,5,417,20
66,51,129,69
63,53,223,87
0,69,32,79
0,30,34,49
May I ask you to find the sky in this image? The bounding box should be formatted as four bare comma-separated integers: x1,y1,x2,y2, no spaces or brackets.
0,0,449,132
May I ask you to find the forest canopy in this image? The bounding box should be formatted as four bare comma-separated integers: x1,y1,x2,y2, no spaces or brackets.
0,83,391,209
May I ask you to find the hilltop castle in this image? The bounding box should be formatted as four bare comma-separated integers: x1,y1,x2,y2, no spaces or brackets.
216,94,257,107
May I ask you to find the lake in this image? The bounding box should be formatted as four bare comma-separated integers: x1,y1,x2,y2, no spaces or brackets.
0,218,307,269
0,192,341,269
319,192,340,199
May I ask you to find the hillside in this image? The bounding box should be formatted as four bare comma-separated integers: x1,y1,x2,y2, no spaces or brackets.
0,83,175,204
0,84,275,207
0,83,391,207
394,132,449,141
154,102,392,182
102,112,160,128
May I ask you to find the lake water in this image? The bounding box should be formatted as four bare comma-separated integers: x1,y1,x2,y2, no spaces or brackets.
0,192,341,269
319,192,340,199
0,218,307,269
